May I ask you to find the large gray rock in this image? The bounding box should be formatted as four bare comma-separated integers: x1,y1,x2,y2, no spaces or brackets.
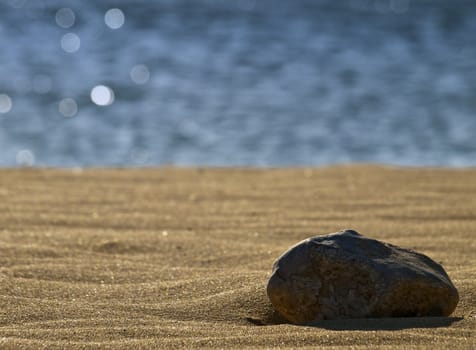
267,229,459,324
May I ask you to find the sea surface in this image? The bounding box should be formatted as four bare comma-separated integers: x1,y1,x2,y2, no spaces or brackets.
1,0,475,167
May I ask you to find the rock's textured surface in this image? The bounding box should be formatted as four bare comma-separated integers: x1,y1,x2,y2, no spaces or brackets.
267,229,459,324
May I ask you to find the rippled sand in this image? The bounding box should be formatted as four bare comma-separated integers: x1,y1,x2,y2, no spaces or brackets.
0,166,474,349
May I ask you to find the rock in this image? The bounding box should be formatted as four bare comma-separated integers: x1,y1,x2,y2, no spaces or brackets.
266,229,459,324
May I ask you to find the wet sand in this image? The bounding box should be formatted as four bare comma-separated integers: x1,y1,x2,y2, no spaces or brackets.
0,166,475,349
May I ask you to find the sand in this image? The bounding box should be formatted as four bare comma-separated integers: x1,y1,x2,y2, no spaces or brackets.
0,165,474,349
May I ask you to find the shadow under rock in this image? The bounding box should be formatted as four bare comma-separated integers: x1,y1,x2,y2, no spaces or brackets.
305,316,464,330
246,312,464,330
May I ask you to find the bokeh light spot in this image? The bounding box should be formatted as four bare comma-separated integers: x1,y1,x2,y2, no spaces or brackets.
130,64,150,84
0,94,13,114
59,98,78,117
104,8,125,29
61,32,81,53
16,149,35,167
91,85,115,106
55,8,75,28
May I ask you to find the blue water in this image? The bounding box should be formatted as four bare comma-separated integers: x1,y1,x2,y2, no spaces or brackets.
1,0,476,167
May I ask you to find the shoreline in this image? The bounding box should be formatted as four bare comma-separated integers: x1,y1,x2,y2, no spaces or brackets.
2,162,476,169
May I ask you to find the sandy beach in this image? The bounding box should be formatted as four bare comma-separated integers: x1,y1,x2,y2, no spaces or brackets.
0,165,474,349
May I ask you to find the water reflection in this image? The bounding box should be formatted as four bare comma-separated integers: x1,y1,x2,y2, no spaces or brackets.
105,8,125,30
130,65,150,85
60,32,80,53
0,94,12,114
16,149,35,166
91,85,115,106
59,98,78,117
55,8,75,28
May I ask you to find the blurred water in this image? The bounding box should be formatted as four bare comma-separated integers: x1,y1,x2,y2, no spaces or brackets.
1,0,475,167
